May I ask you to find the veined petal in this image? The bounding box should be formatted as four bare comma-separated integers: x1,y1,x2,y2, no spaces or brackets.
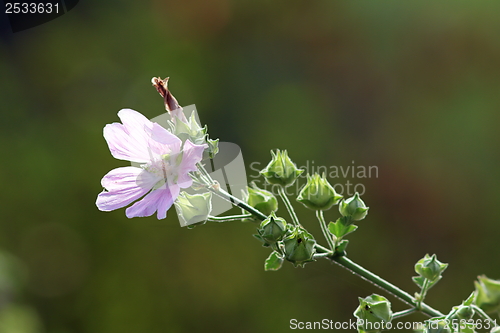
103,109,155,163
150,122,182,146
96,167,158,211
149,122,182,155
176,140,207,187
125,184,180,219
118,109,153,140
157,184,180,219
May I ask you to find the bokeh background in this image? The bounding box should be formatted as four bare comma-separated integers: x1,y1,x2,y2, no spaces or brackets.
1,1,500,332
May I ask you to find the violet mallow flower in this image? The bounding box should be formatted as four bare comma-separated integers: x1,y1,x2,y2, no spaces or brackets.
96,109,207,219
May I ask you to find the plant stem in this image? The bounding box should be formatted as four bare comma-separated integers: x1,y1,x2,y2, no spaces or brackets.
392,308,417,319
208,214,253,222
472,305,497,325
207,183,444,318
209,186,268,220
316,210,335,251
417,279,430,310
327,255,444,318
278,187,301,227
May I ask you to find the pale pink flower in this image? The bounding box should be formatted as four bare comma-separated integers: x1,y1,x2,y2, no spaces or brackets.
96,109,207,219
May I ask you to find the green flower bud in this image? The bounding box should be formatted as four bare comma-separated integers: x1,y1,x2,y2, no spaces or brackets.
454,305,475,320
354,294,392,333
243,182,278,218
474,275,500,314
339,192,369,221
260,149,303,187
258,213,287,246
174,192,212,227
415,254,448,282
204,138,219,159
283,227,316,267
296,173,342,211
172,111,207,145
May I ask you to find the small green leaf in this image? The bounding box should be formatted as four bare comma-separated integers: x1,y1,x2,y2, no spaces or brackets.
412,275,442,290
253,234,271,247
264,251,284,271
413,276,425,288
328,219,358,238
335,239,349,254
463,292,475,306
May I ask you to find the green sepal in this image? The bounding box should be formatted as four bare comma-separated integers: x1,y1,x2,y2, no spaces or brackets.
339,192,369,221
473,275,500,314
260,149,304,187
328,218,358,239
242,182,278,221
412,275,442,291
283,227,316,268
296,173,342,211
264,251,284,271
171,111,207,144
174,191,212,227
253,234,271,247
449,293,476,321
204,138,219,160
257,212,287,246
353,294,392,333
335,239,349,255
415,254,448,282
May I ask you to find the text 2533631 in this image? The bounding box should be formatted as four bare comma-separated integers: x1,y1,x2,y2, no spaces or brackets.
5,3,59,14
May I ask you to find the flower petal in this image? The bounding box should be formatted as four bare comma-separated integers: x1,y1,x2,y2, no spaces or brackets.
96,167,158,211
150,122,182,147
125,184,180,219
148,122,182,156
103,109,154,163
176,140,207,188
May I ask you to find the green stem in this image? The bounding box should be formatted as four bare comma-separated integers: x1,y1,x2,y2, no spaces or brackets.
472,305,497,325
209,186,268,220
278,187,301,227
417,279,430,310
392,308,417,319
207,184,444,318
316,210,335,251
196,162,216,185
326,255,444,318
313,253,330,259
208,214,253,222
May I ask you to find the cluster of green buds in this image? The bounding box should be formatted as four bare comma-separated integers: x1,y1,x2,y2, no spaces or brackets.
255,215,316,269
111,76,500,333
247,149,373,268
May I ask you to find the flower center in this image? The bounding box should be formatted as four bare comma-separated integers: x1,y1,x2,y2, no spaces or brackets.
143,154,181,190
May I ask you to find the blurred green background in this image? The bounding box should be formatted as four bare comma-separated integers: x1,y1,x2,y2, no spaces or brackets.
1,1,500,332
